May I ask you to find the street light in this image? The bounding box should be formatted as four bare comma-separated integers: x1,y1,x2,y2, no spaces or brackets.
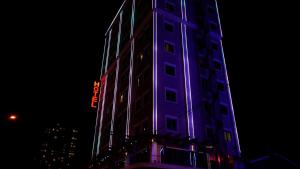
8,114,17,121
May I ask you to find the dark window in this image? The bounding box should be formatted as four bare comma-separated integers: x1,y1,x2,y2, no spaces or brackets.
166,117,177,131
212,43,218,50
165,2,175,13
210,22,218,31
213,61,222,70
208,6,215,14
165,89,177,102
164,22,174,32
202,79,209,90
164,42,174,53
137,68,150,87
206,127,214,138
144,92,151,106
224,131,232,142
136,99,143,111
204,102,211,112
165,64,176,76
216,120,223,129
220,105,228,115
217,82,225,91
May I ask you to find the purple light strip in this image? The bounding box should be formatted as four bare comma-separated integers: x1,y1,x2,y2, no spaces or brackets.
91,37,107,159
109,11,123,149
220,40,241,154
96,30,112,155
126,0,135,138
214,0,223,37
152,0,158,135
180,0,195,139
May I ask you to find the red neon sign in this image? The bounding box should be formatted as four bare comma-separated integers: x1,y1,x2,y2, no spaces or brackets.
91,81,100,108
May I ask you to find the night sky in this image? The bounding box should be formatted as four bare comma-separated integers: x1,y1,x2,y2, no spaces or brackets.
0,1,299,169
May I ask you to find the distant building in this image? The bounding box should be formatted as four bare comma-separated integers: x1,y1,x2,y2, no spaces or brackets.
91,0,243,168
39,123,79,169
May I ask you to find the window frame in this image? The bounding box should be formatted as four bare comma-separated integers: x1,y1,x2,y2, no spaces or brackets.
164,20,174,33
165,115,178,132
164,40,175,54
165,87,177,103
164,62,176,77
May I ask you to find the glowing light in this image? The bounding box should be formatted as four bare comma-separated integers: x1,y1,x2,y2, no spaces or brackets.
109,10,123,149
91,81,100,108
217,155,221,164
152,0,158,135
125,0,135,139
220,39,241,154
9,115,17,121
96,29,112,155
180,0,195,139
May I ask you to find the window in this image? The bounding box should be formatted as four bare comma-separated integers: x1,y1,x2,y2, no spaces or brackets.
138,53,144,62
165,88,177,102
224,131,232,142
206,127,214,138
202,78,209,90
166,117,177,131
164,42,174,53
208,6,215,14
165,1,175,13
210,22,218,31
220,105,228,115
217,82,225,91
204,102,211,112
211,43,218,50
137,68,150,87
213,60,222,70
164,22,174,32
120,94,124,103
165,63,176,76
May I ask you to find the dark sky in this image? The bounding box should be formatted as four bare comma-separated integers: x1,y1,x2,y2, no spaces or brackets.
0,0,299,168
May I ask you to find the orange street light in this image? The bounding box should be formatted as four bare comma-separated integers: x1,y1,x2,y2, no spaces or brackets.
9,114,17,121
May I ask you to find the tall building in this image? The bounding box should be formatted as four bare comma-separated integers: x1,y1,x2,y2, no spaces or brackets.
39,123,79,169
91,0,242,168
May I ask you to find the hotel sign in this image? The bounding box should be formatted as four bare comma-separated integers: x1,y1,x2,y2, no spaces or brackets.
91,81,100,108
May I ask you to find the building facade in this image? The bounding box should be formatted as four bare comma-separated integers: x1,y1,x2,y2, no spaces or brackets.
39,123,79,169
91,0,242,168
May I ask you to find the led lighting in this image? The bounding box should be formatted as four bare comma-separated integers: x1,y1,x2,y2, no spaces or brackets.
109,10,123,149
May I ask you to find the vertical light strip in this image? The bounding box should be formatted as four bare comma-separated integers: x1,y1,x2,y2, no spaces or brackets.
125,0,135,138
91,37,107,160
96,30,112,155
180,0,195,139
100,38,108,76
109,11,123,149
220,40,241,154
152,0,158,135
214,0,223,37
214,0,240,154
